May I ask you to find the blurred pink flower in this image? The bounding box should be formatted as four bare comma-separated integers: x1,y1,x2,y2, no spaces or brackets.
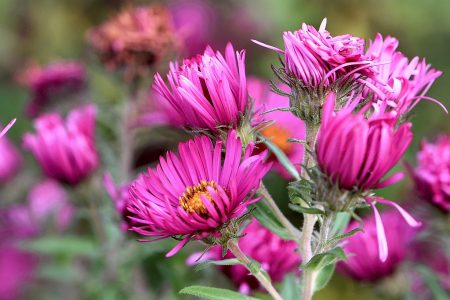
86,5,179,75
0,244,37,300
412,135,450,212
188,219,300,294
23,105,98,185
0,135,21,183
27,180,74,231
248,77,305,178
128,131,271,257
317,93,412,191
0,205,37,239
17,61,86,117
153,43,248,131
338,210,419,282
254,18,375,88
365,34,444,114
169,0,217,57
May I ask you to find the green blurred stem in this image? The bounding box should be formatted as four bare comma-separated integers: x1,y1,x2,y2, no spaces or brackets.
258,184,301,241
300,123,320,300
227,239,283,300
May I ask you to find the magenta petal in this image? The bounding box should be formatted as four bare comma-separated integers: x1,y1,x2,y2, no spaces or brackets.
369,201,388,262
374,197,422,227
0,119,16,138
166,237,190,257
373,172,404,189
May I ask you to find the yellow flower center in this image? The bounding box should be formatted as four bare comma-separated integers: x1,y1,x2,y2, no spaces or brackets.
179,180,217,216
261,125,292,154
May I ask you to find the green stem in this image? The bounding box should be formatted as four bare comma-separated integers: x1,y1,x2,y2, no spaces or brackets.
258,184,301,241
227,239,283,300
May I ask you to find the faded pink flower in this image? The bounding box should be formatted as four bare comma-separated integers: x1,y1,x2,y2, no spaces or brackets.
23,105,98,185
365,34,444,115
0,244,37,300
27,180,74,231
412,135,450,212
0,135,21,183
128,131,271,257
338,210,419,282
254,18,375,88
316,93,412,191
87,5,179,75
248,77,305,178
153,43,248,131
188,219,300,294
17,61,86,117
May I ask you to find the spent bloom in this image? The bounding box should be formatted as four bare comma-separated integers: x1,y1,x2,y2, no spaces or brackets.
411,135,450,212
365,34,444,115
338,210,419,282
23,105,98,185
27,180,74,231
254,18,375,88
153,43,248,131
87,5,179,74
188,219,300,294
0,135,22,183
248,77,305,178
17,61,86,117
316,93,412,191
128,131,271,256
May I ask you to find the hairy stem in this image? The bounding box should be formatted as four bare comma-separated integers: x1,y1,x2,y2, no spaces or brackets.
258,183,301,241
227,239,283,300
300,122,320,300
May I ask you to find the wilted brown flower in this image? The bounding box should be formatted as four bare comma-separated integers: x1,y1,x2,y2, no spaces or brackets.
86,5,179,78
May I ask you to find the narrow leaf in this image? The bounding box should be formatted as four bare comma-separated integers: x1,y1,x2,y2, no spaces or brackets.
313,263,336,292
250,200,291,240
416,265,448,300
304,247,346,271
289,203,325,215
194,259,240,271
280,273,301,300
180,286,259,300
330,212,351,236
21,236,97,257
260,137,300,180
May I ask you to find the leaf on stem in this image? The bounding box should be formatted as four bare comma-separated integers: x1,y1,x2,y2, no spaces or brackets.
179,286,260,300
194,258,241,272
303,247,346,271
250,200,292,240
260,137,300,180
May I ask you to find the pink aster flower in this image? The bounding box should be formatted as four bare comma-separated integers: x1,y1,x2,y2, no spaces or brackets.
412,135,450,212
23,105,98,185
338,210,419,282
128,131,271,257
248,77,305,178
0,134,21,183
253,18,376,88
364,34,444,115
316,93,413,191
27,180,74,231
188,219,300,294
17,61,86,117
153,43,248,131
0,244,37,300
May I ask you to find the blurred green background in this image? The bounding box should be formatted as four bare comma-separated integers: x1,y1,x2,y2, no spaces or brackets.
0,0,448,299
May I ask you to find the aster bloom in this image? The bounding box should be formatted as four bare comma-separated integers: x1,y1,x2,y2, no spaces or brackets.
27,180,74,231
0,134,22,183
17,61,86,117
23,105,98,185
316,93,412,191
412,135,450,212
188,219,300,294
153,43,248,131
87,5,179,76
253,18,376,89
338,210,419,282
128,131,271,257
248,77,305,178
365,34,444,115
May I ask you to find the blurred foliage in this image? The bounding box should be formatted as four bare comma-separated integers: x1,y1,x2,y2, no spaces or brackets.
0,0,449,299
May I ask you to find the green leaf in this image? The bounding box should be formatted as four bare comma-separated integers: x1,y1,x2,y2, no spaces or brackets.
330,212,351,236
261,137,300,180
304,247,346,271
194,258,240,271
179,286,260,300
288,203,325,215
250,200,291,240
22,236,97,257
416,265,448,300
321,227,363,250
280,273,301,300
313,263,336,292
